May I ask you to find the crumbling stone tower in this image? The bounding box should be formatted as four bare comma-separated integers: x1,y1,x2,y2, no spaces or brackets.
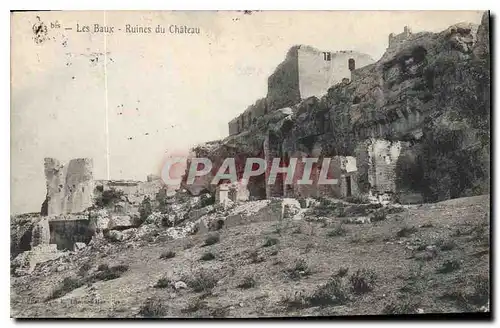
41,158,94,216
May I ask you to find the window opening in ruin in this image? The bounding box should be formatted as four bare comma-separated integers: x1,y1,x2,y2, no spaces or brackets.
346,176,352,197
348,58,356,71
323,52,331,61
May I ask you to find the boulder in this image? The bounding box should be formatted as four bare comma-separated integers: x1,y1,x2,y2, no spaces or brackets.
342,216,371,224
174,281,188,290
282,198,301,219
73,242,86,251
105,230,124,242
165,222,197,239
11,244,62,276
224,199,280,229
104,229,136,242
144,212,165,226
108,215,135,230
136,224,160,239
187,205,214,221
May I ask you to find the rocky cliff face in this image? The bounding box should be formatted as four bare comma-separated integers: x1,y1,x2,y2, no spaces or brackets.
193,13,490,203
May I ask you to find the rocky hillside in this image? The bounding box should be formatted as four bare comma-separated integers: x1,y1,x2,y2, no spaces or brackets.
11,194,490,318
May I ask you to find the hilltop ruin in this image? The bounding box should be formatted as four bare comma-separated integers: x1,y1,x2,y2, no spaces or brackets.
194,14,490,205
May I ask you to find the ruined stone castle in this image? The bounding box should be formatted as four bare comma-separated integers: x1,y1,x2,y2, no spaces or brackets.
228,45,375,136
198,17,490,205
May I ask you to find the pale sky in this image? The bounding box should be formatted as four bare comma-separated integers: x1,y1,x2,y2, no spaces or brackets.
10,10,483,214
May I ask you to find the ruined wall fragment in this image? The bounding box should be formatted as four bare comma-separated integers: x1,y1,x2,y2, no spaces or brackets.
30,218,50,248
41,158,94,216
355,138,409,196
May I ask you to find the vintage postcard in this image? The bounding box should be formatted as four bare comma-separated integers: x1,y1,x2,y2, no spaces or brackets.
10,10,490,318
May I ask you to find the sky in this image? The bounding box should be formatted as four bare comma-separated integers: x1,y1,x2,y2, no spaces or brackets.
10,10,484,214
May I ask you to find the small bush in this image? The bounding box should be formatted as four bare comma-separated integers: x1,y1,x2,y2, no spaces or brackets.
247,249,265,263
186,270,218,293
468,275,489,306
437,259,461,274
94,188,124,208
210,306,229,318
97,263,109,272
200,194,215,208
48,277,84,300
182,297,208,313
281,290,310,309
237,276,256,289
213,219,225,231
138,196,153,225
383,297,421,314
92,264,129,281
155,277,172,289
262,237,279,248
349,269,377,294
371,211,387,222
159,251,176,260
327,224,347,237
78,262,92,276
396,226,418,238
437,239,457,251
203,234,220,246
441,276,489,311
309,276,350,306
336,267,349,278
285,259,311,280
303,242,314,253
139,297,168,318
451,228,466,237
310,198,344,217
200,251,215,261
183,242,194,250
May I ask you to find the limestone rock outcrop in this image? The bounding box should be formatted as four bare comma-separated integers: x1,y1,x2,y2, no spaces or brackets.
11,244,63,276
41,158,94,216
192,15,490,203
473,11,490,60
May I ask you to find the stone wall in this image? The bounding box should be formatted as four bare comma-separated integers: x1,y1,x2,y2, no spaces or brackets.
228,97,268,136
355,138,409,195
266,46,301,112
48,219,92,250
298,46,374,99
228,45,374,137
41,158,94,216
96,179,164,206
281,154,359,199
